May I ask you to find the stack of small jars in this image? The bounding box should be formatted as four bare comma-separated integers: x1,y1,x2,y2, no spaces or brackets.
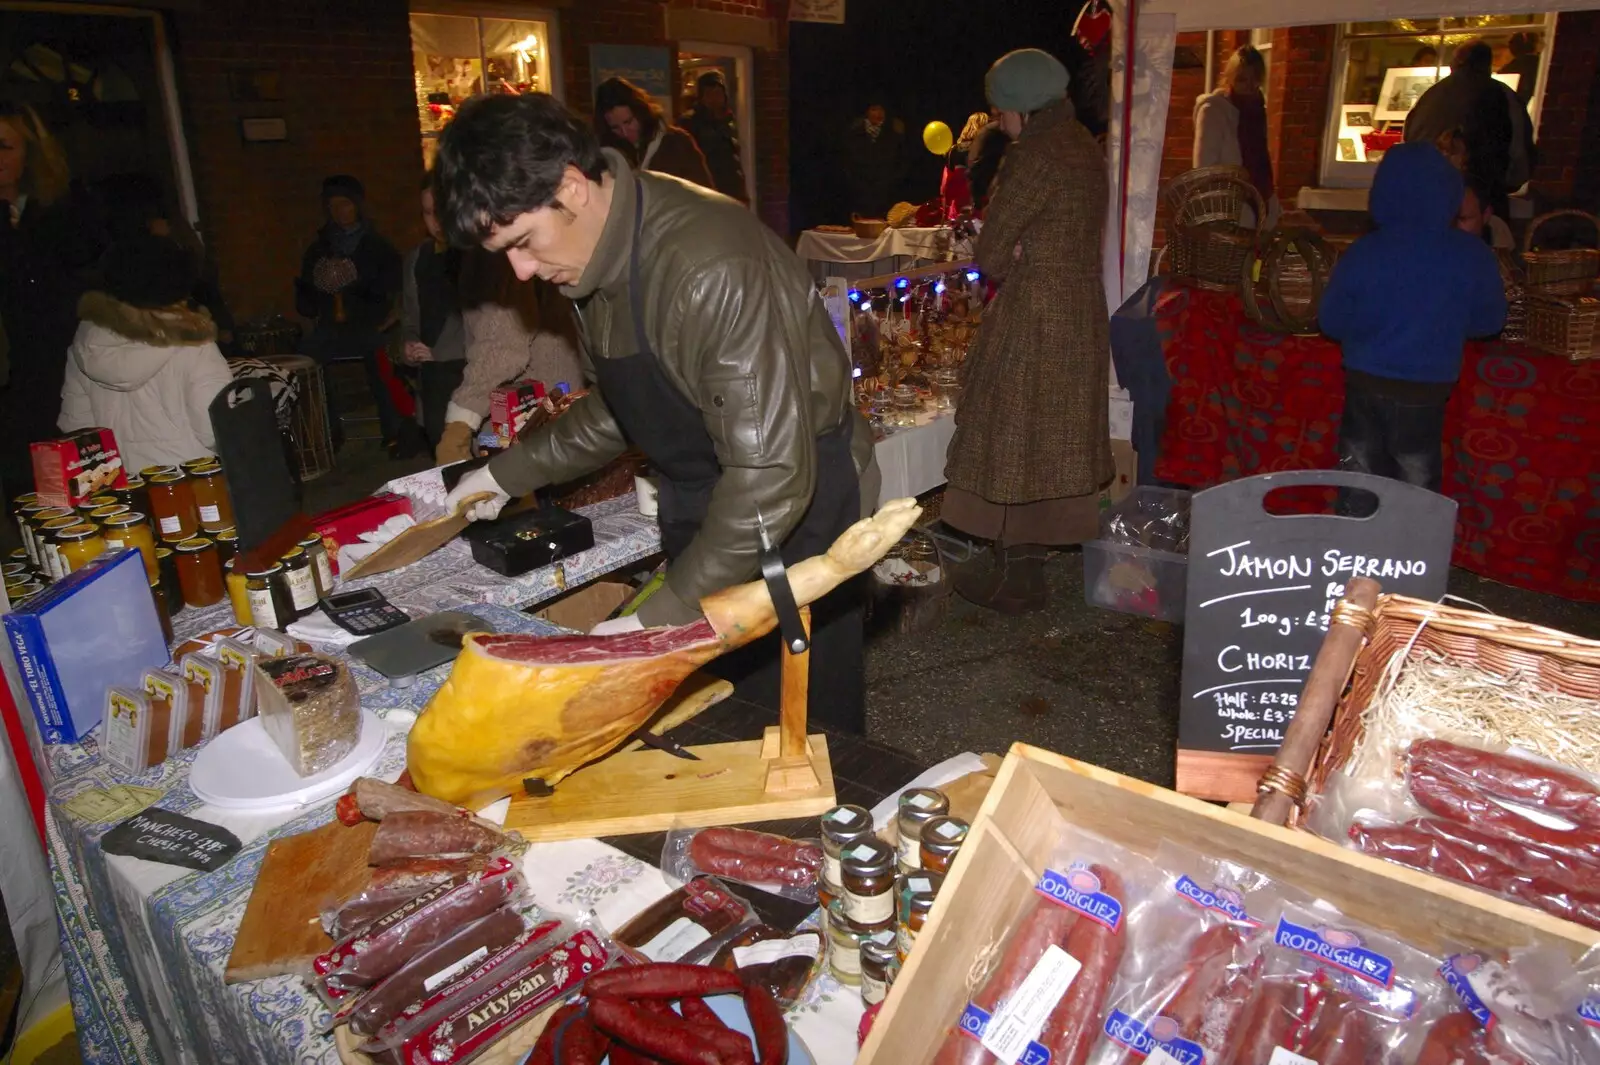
818,787,971,1009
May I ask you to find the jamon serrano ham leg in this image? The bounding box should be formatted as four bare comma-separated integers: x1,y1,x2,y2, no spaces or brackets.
407,499,923,807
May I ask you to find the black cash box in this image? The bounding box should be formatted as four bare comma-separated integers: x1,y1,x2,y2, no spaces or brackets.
460,502,595,577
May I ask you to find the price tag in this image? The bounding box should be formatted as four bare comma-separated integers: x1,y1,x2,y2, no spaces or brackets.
1269,1048,1318,1065
980,945,1081,1063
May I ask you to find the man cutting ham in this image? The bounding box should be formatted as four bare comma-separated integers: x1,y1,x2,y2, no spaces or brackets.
435,93,875,733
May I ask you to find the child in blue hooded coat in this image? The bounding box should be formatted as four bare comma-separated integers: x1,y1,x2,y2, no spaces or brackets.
1319,142,1506,498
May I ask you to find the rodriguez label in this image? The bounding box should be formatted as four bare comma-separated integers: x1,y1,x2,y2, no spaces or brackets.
1036,865,1123,931
1578,994,1599,1029
1273,917,1394,989
958,1003,1051,1065
1173,876,1260,927
1103,1011,1208,1064
1439,954,1495,1028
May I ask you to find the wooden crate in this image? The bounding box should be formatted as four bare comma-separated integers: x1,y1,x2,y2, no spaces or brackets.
858,743,1599,1065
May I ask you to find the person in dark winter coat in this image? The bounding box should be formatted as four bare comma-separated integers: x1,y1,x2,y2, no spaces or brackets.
295,174,407,455
593,77,714,190
0,101,103,494
841,100,906,220
1404,41,1532,218
1320,142,1505,503
965,117,1011,211
399,175,466,448
681,72,747,203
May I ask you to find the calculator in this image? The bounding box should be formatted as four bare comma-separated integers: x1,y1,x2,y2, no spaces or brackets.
319,588,411,636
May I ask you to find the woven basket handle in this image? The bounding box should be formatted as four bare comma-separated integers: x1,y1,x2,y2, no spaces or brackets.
1523,208,1600,254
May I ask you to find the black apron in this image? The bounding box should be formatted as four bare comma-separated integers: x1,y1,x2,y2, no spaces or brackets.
583,180,865,732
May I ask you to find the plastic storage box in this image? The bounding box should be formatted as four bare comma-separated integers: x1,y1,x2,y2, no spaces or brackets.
1083,485,1192,623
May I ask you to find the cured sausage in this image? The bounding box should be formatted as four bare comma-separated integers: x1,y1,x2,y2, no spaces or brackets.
367,810,504,865
1299,992,1379,1065
1414,1011,1530,1065
1408,740,1600,829
1396,817,1600,897
1219,980,1317,1065
1350,822,1600,930
527,1003,584,1065
347,906,526,1035
583,962,744,1000
587,996,724,1065
1159,923,1261,1056
691,828,823,869
742,976,790,1065
688,829,822,889
1408,763,1600,863
1036,865,1128,1065
931,888,1082,1064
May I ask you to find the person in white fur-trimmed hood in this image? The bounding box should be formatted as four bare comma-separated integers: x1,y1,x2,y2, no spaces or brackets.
58,233,233,471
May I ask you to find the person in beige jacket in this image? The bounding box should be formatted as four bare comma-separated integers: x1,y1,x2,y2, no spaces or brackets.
434,250,582,463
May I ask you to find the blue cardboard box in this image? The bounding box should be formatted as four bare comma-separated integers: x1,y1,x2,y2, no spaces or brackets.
4,548,169,744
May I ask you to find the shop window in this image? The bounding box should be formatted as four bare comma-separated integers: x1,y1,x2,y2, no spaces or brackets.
410,9,560,168
1250,27,1273,88
1320,14,1552,189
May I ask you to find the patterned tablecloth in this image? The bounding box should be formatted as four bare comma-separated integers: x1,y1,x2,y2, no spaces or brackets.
171,493,662,643
45,601,891,1065
1154,286,1600,601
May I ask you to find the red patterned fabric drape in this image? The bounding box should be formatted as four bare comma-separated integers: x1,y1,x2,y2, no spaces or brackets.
1154,286,1600,602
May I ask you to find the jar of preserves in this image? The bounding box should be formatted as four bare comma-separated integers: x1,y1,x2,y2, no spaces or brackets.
154,547,183,615
896,870,944,927
840,837,896,927
278,546,318,617
114,475,150,519
147,471,199,543
11,493,36,542
84,493,119,510
820,804,874,891
139,464,178,481
150,576,174,645
298,533,334,599
897,881,940,962
27,507,74,570
38,516,82,579
188,463,234,532
88,504,130,526
825,899,891,986
246,563,294,631
895,787,950,872
174,537,224,607
918,816,970,875
225,559,252,626
7,547,29,567
860,936,898,1007
55,523,107,574
214,527,239,569
3,562,27,580
180,457,216,475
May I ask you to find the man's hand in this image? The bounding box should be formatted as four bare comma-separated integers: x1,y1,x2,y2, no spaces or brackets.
590,615,644,636
444,465,510,522
436,421,475,464
404,340,433,364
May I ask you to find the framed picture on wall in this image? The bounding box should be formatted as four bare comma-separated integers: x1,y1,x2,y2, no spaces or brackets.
1375,66,1440,121
1340,105,1374,130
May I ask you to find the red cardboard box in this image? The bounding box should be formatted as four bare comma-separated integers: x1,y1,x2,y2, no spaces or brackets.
311,492,413,576
488,380,545,449
31,427,128,507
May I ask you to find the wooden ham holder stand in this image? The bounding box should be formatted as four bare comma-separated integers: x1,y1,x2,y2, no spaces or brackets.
501,606,838,842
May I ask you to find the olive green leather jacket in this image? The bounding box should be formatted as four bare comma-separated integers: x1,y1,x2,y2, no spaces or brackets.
489,150,871,626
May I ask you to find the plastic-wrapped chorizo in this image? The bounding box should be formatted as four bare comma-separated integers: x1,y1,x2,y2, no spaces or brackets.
367,810,505,865
1407,740,1600,830
614,875,756,965
932,825,1161,1065
321,857,492,940
663,826,824,902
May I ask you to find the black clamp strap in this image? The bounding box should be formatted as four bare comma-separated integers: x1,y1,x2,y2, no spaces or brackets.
758,519,808,655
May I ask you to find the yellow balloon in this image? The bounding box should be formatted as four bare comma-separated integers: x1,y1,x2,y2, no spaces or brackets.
923,120,954,156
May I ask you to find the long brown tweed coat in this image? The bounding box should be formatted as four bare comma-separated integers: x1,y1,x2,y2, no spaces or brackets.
945,99,1114,505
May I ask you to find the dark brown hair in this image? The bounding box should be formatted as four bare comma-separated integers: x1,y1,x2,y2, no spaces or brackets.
593,77,663,158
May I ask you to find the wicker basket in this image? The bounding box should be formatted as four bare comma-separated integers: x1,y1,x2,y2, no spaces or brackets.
1497,250,1528,343
1164,167,1265,292
1303,595,1600,806
1240,228,1338,334
852,217,888,239
1524,291,1600,361
1521,209,1600,295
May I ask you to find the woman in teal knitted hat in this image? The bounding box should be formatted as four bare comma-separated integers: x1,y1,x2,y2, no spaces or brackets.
944,48,1114,614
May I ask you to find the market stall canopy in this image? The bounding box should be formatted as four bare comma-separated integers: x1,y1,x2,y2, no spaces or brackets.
1142,0,1600,31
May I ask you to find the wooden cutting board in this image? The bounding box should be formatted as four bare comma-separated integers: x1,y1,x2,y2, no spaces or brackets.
225,819,377,983
341,492,494,580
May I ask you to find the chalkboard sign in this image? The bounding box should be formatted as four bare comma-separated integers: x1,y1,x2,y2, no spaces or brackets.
1176,471,1456,802
102,807,242,872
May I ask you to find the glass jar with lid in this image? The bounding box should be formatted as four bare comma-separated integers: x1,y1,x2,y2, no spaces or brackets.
895,787,950,873
825,898,892,986
27,507,75,569
891,384,920,427
154,547,183,615
113,474,150,520
187,462,234,532
101,513,159,582
38,515,82,579
180,457,217,475
918,816,970,875
54,523,107,575
80,494,119,517
246,563,294,631
139,464,178,481
298,533,334,599
147,471,199,542
898,875,942,962
278,546,319,618
149,575,174,645
820,804,874,892
88,504,130,526
840,837,896,927
225,559,252,626
17,501,52,565
174,537,224,607
214,527,239,569
860,936,898,1007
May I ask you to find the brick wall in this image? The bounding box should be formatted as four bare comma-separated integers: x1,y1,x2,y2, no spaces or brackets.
1265,25,1334,206
1529,10,1600,206
168,0,424,321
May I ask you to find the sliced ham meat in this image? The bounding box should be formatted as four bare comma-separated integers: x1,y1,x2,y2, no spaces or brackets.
472,621,718,665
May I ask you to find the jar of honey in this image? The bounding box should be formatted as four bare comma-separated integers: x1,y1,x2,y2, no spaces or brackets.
180,457,216,474
279,546,319,618
298,533,334,599
174,537,224,607
139,464,178,481
225,559,252,626
154,546,183,615
188,463,234,532
26,507,74,569
147,471,199,542
54,523,107,574
88,504,130,524
38,515,82,579
214,527,239,569
114,475,150,519
245,563,294,630
101,513,158,583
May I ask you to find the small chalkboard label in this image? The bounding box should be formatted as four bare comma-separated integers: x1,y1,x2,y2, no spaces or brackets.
1177,471,1455,801
102,807,242,872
